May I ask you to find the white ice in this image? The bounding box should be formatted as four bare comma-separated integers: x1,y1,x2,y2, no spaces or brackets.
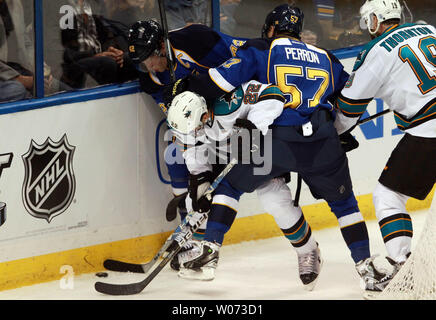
0,207,431,300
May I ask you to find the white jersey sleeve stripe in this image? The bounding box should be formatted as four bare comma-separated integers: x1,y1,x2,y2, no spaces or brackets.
209,68,236,93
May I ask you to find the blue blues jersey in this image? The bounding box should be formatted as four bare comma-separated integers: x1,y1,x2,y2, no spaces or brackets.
138,24,246,111
189,36,349,126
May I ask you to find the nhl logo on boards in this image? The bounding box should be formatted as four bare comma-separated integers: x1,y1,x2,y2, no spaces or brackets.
22,135,76,223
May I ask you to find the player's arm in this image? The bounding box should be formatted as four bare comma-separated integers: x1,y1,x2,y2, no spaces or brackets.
185,42,263,101
183,141,212,175
138,72,169,113
244,84,286,135
334,48,384,134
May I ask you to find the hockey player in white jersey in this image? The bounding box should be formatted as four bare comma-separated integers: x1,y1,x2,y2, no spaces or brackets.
335,0,436,293
166,82,323,291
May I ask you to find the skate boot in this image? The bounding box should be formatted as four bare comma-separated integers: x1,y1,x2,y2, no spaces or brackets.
355,256,390,298
170,239,201,271
178,241,220,281
368,254,409,293
297,244,323,291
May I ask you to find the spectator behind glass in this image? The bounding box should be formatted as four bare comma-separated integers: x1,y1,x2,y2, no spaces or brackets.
60,0,137,89
405,0,436,25
312,0,369,49
0,59,31,102
165,0,210,30
220,0,241,35
104,0,158,27
0,0,71,102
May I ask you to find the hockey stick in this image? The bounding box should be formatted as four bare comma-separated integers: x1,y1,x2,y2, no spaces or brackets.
95,158,238,295
357,109,391,125
158,0,176,82
293,174,302,207
103,192,188,273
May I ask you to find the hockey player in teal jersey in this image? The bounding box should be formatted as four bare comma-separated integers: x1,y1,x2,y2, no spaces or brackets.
334,0,436,295
167,83,322,290
165,4,389,293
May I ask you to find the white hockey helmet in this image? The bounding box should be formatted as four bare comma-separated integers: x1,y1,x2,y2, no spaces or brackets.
167,91,208,143
359,0,402,35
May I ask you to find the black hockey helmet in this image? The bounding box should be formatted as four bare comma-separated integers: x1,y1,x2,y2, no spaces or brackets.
261,4,304,39
128,19,164,64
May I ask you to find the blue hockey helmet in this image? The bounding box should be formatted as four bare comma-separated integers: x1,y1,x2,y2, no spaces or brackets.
261,4,304,39
128,19,164,64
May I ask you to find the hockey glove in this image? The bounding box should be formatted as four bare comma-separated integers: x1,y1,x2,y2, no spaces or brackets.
339,131,359,153
163,76,190,107
188,171,214,213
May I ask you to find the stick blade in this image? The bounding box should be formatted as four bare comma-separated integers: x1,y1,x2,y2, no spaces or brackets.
94,281,146,296
166,192,187,222
103,259,146,273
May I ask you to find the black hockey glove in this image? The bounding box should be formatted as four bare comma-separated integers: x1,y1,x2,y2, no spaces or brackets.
234,118,257,131
339,131,359,153
188,171,214,213
163,76,190,107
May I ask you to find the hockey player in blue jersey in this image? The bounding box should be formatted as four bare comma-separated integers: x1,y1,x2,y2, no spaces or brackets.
127,19,248,272
167,84,322,290
127,19,247,224
165,4,388,293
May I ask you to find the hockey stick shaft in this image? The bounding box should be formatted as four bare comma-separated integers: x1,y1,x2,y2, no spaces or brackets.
357,109,390,125
157,0,176,82
95,158,238,295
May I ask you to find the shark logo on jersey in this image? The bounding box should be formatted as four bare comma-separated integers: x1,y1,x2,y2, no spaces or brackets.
22,135,76,223
223,90,242,110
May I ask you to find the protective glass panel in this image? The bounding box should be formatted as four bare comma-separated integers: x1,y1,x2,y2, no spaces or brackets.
0,0,35,103
225,0,435,50
42,0,212,96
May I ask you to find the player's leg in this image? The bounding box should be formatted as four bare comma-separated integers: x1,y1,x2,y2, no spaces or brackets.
302,151,389,291
165,142,189,220
256,177,322,290
165,142,208,270
178,178,243,280
373,133,436,287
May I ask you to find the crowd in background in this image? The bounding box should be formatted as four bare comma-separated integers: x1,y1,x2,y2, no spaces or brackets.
0,0,435,104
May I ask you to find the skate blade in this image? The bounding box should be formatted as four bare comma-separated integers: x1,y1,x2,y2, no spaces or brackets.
363,290,381,300
303,258,323,292
178,267,215,281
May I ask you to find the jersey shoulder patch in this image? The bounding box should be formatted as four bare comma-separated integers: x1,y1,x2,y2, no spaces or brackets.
213,86,244,116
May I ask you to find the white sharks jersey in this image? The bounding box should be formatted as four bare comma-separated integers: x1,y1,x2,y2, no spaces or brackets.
335,23,436,138
184,80,285,174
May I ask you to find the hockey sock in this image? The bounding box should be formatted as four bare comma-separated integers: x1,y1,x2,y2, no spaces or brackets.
204,202,238,245
373,183,412,263
204,181,241,245
256,177,317,254
328,193,370,263
281,214,317,254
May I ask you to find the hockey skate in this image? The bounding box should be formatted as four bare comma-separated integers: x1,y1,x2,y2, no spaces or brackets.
297,244,323,291
355,256,391,299
170,239,202,271
178,241,220,281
